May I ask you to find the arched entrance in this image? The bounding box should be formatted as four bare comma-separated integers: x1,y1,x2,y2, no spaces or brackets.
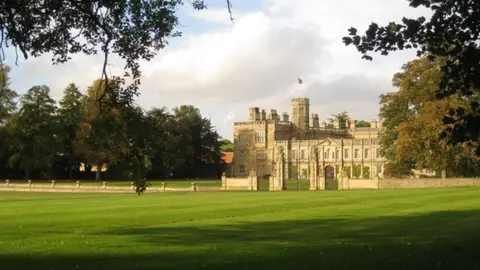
324,165,338,190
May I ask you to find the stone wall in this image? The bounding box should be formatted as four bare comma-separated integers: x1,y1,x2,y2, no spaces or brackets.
347,179,379,189
222,175,258,191
0,181,221,193
378,178,479,189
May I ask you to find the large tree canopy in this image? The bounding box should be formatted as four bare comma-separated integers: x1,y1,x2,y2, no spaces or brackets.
0,0,233,106
342,0,480,154
379,56,480,177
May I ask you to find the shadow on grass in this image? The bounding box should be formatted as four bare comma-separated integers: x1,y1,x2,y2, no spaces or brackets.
2,210,479,270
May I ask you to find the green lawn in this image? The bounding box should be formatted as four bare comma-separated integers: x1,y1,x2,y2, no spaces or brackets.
1,187,479,270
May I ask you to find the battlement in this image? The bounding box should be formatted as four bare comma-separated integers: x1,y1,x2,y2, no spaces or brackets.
291,97,310,104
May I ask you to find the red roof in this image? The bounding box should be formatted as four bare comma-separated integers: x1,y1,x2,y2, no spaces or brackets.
221,152,234,164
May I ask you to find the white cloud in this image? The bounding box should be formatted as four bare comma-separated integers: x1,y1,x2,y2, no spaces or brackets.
6,0,433,139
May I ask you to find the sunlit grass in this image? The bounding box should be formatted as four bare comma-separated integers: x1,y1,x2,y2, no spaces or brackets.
0,187,479,270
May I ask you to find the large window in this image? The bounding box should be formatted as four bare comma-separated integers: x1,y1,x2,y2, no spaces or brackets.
364,149,369,159
344,149,349,159
301,150,306,159
239,165,246,174
354,149,359,158
256,149,266,159
292,150,297,159
336,149,340,160
238,134,246,145
255,132,265,143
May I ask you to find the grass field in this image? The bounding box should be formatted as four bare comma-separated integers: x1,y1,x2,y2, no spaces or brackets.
1,187,479,270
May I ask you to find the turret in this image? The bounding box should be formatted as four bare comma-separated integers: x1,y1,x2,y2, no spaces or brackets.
282,112,289,122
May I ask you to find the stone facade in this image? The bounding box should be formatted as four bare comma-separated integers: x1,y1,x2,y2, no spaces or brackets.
232,97,386,189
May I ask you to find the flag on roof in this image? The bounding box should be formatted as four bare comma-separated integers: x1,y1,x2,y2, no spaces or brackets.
298,77,303,84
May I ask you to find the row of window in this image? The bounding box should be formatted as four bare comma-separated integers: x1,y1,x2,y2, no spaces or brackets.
237,133,266,145
238,134,379,146
236,148,382,160
290,148,381,159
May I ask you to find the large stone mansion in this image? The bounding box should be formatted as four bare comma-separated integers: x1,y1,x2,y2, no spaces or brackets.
231,97,386,183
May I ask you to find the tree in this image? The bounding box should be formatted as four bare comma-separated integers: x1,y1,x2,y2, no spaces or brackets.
0,64,17,124
0,0,233,108
6,85,58,178
328,111,349,128
343,0,480,155
379,56,479,176
172,105,222,178
219,139,234,152
74,79,128,180
58,83,84,179
146,107,181,178
355,120,371,128
0,64,18,177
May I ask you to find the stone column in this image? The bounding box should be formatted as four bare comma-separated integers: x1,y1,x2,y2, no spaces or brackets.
221,173,227,191
252,175,258,191
309,146,319,190
270,146,286,191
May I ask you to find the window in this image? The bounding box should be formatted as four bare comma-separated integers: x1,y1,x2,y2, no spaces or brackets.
344,149,349,159
364,149,369,159
238,134,246,145
326,149,330,159
354,149,359,158
292,150,297,159
299,107,304,115
324,150,327,159
301,150,305,159
376,148,381,158
256,149,266,159
255,132,265,143
239,165,245,174
257,165,265,176
336,149,340,160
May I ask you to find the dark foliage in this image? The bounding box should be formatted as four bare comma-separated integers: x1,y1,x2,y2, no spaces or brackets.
343,0,480,154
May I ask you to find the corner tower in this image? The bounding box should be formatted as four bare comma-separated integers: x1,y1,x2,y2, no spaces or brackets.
291,97,310,139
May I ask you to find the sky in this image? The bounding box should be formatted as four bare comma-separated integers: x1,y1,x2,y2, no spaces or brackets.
3,0,432,140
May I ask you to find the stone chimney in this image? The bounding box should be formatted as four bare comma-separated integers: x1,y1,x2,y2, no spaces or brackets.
248,107,259,121
370,120,377,128
282,112,289,122
269,109,278,121
348,119,356,129
312,113,320,128
333,119,340,129
260,110,266,120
